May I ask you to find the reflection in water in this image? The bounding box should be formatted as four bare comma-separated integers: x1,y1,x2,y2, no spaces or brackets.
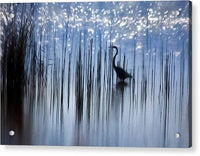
0,2,191,147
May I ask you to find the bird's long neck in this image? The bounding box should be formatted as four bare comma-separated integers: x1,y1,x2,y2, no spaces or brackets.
112,46,118,69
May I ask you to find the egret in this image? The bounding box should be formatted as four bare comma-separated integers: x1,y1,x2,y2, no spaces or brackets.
111,46,132,82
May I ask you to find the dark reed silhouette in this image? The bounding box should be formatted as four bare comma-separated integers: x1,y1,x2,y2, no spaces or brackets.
111,46,132,82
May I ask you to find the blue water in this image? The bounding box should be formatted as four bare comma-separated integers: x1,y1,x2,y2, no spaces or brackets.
0,1,191,147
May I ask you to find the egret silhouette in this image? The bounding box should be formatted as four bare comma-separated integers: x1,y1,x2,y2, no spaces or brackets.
111,46,132,82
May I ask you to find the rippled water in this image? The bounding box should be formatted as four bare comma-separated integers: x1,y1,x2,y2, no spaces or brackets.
0,1,192,147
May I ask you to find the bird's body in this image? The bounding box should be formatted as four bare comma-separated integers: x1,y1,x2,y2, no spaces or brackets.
111,46,132,82
114,66,132,80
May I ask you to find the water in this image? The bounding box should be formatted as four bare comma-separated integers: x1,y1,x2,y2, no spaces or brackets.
0,1,192,147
